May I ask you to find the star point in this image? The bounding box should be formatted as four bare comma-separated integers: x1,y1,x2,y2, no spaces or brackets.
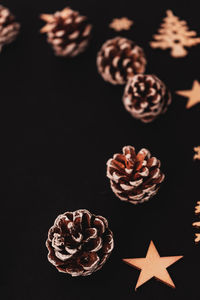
123,241,183,290
176,80,200,109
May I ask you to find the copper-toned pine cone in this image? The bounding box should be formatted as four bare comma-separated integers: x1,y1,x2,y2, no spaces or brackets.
40,7,92,57
97,37,146,85
107,146,165,204
46,209,114,276
123,74,171,123
0,5,20,51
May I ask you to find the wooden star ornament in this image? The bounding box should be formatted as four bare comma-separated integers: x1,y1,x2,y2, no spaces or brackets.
109,17,133,31
193,146,200,160
176,80,200,109
123,241,183,290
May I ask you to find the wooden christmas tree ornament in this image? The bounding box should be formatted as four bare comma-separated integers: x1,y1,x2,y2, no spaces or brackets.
123,241,183,290
150,10,200,57
192,202,200,244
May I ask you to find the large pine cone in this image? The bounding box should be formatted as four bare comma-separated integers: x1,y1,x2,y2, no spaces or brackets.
123,74,171,123
46,209,114,276
40,7,92,57
97,37,146,85
0,5,20,51
107,146,165,204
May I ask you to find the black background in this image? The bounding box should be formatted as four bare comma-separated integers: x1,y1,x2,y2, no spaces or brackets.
3,0,200,299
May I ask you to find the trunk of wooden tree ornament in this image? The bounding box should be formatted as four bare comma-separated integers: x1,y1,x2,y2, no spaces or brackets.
170,43,188,58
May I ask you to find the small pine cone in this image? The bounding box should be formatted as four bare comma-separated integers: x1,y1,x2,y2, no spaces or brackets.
0,5,20,51
46,209,114,276
40,7,92,57
123,74,171,123
107,146,165,204
97,37,146,85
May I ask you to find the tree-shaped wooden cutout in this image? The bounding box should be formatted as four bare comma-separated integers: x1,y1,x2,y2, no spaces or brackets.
150,10,200,57
193,201,200,244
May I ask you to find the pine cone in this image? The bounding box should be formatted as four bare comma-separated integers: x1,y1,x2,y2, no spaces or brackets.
0,5,20,51
40,7,92,57
123,74,171,123
97,37,146,85
107,146,165,204
46,209,114,276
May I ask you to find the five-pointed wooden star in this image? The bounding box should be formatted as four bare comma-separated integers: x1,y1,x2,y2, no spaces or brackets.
193,146,200,160
176,80,200,109
123,241,183,290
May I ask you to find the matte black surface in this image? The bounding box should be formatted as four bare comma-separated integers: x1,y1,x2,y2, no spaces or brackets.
3,0,200,299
